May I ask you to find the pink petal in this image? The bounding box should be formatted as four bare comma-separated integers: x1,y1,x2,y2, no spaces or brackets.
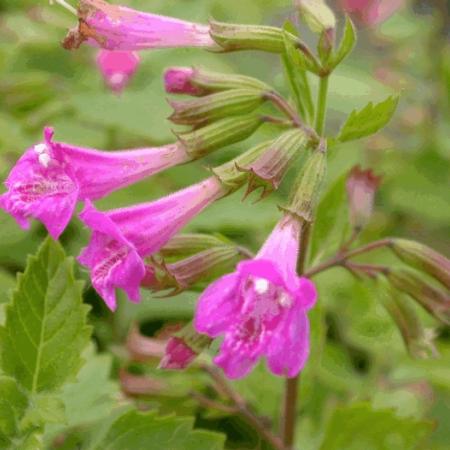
194,273,240,337
266,307,310,378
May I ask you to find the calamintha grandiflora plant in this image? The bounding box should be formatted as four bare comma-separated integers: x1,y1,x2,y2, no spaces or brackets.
0,0,449,449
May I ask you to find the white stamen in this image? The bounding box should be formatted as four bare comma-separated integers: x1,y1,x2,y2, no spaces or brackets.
109,73,126,87
38,153,51,168
278,293,293,308
254,278,269,295
34,143,48,154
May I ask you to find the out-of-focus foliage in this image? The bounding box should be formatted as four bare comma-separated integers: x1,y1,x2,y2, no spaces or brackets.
0,1,449,449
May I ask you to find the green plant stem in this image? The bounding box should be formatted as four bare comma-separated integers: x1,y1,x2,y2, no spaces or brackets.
203,365,286,450
315,75,329,136
303,238,393,279
281,222,311,449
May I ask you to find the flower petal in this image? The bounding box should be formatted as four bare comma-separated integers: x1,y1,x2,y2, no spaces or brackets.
266,306,310,378
194,273,240,337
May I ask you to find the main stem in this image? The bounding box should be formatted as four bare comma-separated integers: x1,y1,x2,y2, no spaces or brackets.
315,76,329,136
281,223,311,449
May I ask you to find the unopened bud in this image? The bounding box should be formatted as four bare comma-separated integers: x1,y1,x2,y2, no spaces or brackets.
210,20,297,54
237,129,308,198
212,141,273,192
176,115,263,159
379,279,438,359
159,322,211,370
318,28,335,64
390,239,450,290
164,66,271,96
168,89,266,126
386,269,450,325
164,67,205,96
295,0,336,33
346,165,382,231
144,246,241,293
283,141,327,222
160,233,229,258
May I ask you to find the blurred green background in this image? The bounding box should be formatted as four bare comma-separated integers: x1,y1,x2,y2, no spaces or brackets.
0,1,449,449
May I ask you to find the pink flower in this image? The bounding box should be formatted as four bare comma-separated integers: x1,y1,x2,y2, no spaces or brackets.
96,49,140,93
63,0,217,51
164,67,204,96
159,337,197,370
194,214,317,379
0,127,189,239
340,0,404,26
78,177,225,310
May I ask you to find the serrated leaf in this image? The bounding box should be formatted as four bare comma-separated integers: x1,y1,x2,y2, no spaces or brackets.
338,95,399,142
330,16,356,69
90,410,225,450
319,403,434,450
0,237,91,393
0,376,28,448
21,394,65,430
45,344,119,442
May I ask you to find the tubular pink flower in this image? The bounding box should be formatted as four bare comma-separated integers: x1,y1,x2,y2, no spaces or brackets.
96,49,140,93
340,0,404,26
194,215,317,379
163,67,204,96
63,0,217,51
0,127,189,239
78,177,226,310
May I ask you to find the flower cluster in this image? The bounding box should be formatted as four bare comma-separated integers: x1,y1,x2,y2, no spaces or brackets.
0,0,325,380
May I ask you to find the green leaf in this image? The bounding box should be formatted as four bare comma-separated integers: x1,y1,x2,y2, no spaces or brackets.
0,376,28,448
337,95,399,142
310,174,350,264
319,403,434,450
89,410,225,450
330,16,356,69
0,237,91,393
46,344,119,437
21,394,65,430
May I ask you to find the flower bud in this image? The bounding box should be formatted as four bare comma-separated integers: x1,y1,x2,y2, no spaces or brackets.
164,67,272,96
346,165,382,231
379,279,438,359
168,89,266,126
144,245,241,294
295,0,337,34
160,233,229,258
236,128,308,198
159,322,211,370
212,141,273,192
96,49,140,94
175,115,263,159
210,20,297,53
283,141,327,222
164,67,205,96
386,269,450,325
390,239,450,290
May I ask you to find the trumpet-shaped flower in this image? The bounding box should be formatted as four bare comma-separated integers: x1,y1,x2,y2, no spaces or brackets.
194,214,317,379
96,49,140,93
78,177,225,310
0,127,189,239
63,0,217,51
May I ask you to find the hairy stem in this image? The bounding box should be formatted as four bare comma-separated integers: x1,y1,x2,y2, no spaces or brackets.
281,222,311,449
315,76,329,136
203,365,286,450
304,238,393,278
